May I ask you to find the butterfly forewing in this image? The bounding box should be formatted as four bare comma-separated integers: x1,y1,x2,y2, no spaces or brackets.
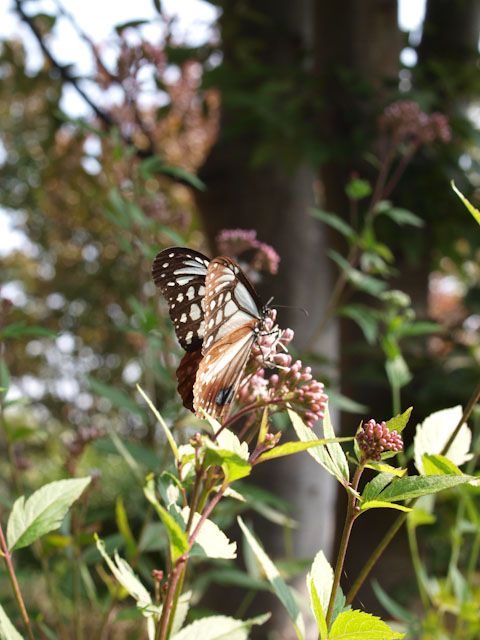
152,247,209,351
193,257,263,420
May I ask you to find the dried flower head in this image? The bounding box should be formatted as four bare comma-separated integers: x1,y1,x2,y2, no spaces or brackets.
216,229,280,280
356,419,403,462
379,100,451,146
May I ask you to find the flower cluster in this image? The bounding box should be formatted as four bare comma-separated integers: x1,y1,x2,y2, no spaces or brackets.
239,313,328,428
216,229,280,278
356,419,403,462
379,100,451,146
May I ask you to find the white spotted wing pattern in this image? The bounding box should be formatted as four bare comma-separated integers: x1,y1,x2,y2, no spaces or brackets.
153,248,270,422
152,247,209,352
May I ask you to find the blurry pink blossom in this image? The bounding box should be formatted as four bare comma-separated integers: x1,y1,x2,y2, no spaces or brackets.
217,229,280,278
379,100,451,146
356,419,403,462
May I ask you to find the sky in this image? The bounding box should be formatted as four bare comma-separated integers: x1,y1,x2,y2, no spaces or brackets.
0,0,426,255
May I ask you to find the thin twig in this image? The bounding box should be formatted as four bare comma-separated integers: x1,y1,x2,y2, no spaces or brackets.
0,521,36,640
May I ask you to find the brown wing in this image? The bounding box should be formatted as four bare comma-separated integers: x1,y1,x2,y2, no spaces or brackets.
193,256,264,422
152,247,209,352
176,350,203,411
193,323,257,422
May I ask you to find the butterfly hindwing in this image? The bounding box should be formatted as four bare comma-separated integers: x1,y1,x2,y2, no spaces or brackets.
152,247,209,351
193,257,263,420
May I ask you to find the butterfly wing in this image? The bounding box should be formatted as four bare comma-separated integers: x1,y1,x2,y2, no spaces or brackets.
152,247,209,351
176,350,203,412
193,257,263,421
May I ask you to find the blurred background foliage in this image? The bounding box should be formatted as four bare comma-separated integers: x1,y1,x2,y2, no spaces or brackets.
1,0,480,638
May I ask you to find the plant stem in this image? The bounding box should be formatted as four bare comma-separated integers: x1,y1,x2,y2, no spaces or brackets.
347,380,480,605
155,555,187,640
326,464,364,626
346,511,407,605
0,521,35,640
406,521,429,608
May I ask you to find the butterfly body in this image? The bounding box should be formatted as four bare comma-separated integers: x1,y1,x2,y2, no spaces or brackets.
152,247,279,422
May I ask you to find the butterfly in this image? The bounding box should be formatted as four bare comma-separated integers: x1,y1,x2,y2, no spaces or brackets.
152,247,279,422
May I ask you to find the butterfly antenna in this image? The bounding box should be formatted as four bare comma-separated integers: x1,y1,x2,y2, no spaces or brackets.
273,303,309,318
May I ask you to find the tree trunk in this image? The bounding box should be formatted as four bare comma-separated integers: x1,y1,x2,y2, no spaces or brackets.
197,1,338,636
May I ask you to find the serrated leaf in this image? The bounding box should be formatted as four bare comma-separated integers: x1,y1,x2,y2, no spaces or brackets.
414,406,472,474
137,384,179,460
306,550,333,625
422,454,462,476
204,434,252,483
144,476,188,561
95,536,152,612
310,209,355,239
364,462,406,477
359,500,412,513
362,473,394,502
237,517,305,639
0,604,24,639
451,180,480,226
376,474,473,503
288,410,346,484
257,437,352,463
386,407,412,434
329,609,404,639
215,429,249,460
7,477,91,551
182,507,236,559
171,613,270,640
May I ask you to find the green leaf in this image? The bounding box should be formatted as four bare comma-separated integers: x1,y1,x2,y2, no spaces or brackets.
359,500,412,513
381,207,424,227
153,0,162,13
396,321,440,337
171,613,270,640
0,359,10,396
338,305,379,345
310,209,355,240
385,355,412,390
95,536,153,613
451,180,480,226
422,454,462,476
157,164,205,191
237,517,305,639
346,178,372,200
386,407,412,434
329,609,404,639
0,604,24,639
376,474,473,503
116,496,137,558
307,550,333,631
309,579,328,640
257,438,352,463
115,19,149,34
328,251,387,296
204,431,251,483
182,508,236,559
371,581,415,623
0,323,56,339
362,473,394,502
88,377,144,416
288,410,346,484
323,405,349,483
364,462,406,477
7,477,91,551
136,384,179,460
144,476,188,561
